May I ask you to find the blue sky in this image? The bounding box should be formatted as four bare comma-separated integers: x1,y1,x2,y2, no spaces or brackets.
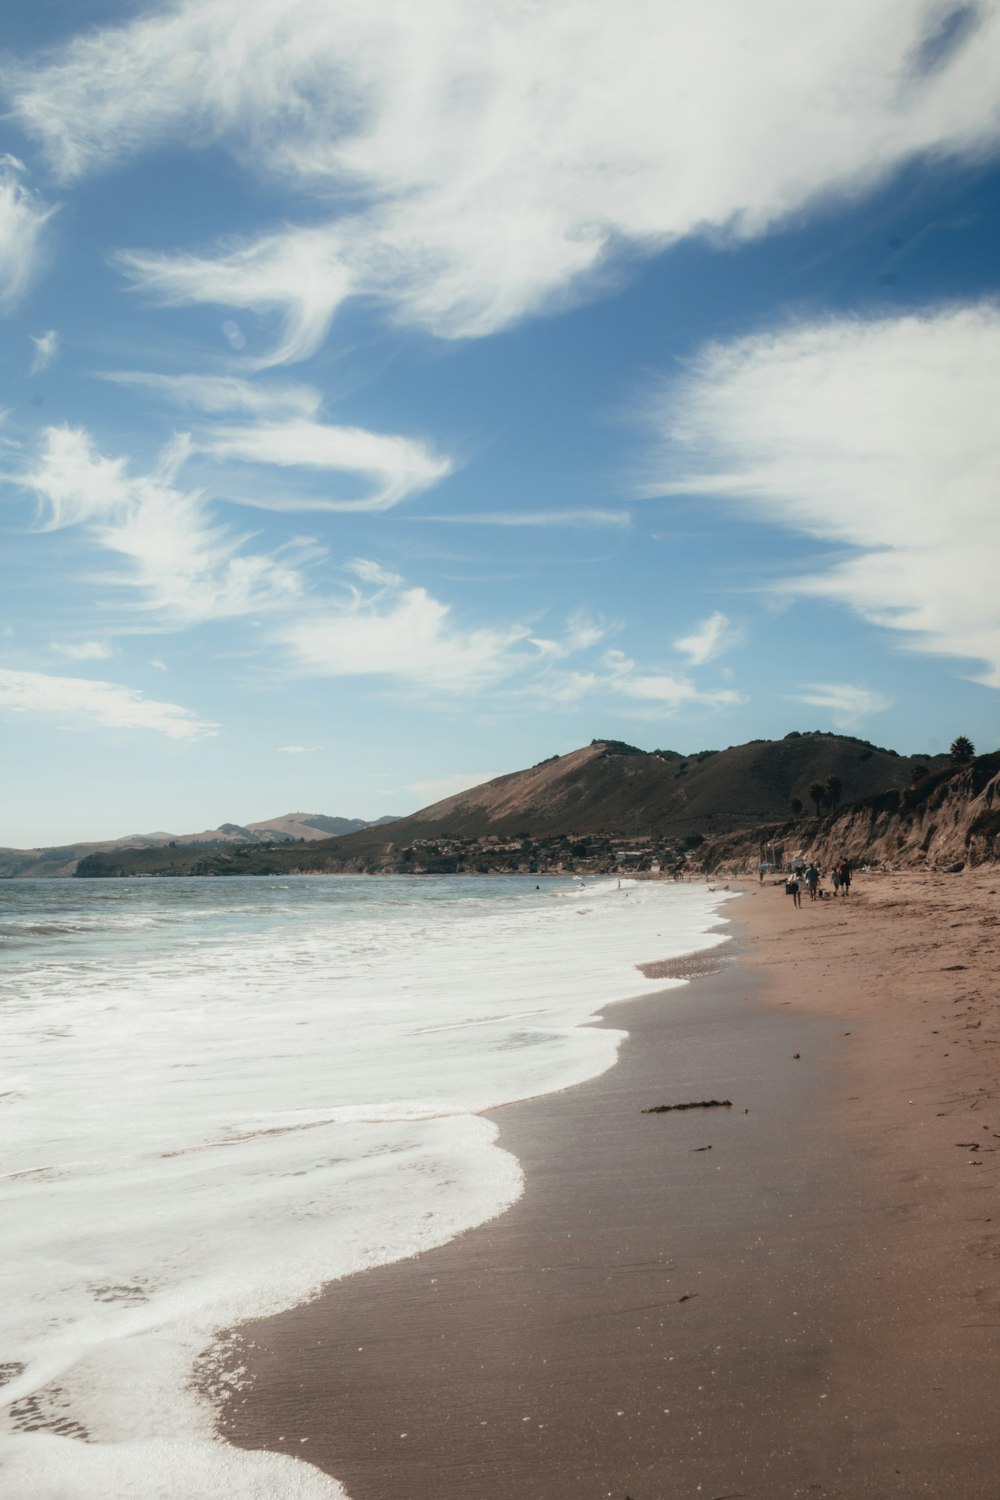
2,0,1000,845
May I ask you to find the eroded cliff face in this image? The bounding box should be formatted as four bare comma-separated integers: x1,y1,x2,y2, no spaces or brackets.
698,754,1000,875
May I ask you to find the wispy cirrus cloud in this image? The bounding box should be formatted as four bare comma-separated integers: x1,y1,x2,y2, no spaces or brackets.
0,157,55,314
10,2,1000,360
50,639,112,660
0,666,215,738
673,610,741,666
29,329,59,374
22,425,308,626
115,228,353,366
790,682,892,728
645,303,1000,688
275,580,532,695
540,647,744,716
602,648,745,714
104,373,452,510
203,418,452,509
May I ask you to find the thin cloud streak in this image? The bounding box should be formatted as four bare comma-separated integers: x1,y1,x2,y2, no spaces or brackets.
104,370,323,418
420,509,631,530
50,639,112,660
790,682,892,728
29,330,59,374
0,158,55,313
0,666,216,739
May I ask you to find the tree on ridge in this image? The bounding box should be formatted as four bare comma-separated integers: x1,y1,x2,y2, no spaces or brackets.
825,774,843,809
808,780,825,817
950,735,975,764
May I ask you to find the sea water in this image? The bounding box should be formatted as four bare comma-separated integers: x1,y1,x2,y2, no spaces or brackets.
0,874,732,1499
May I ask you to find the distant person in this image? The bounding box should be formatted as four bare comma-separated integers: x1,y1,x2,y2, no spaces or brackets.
805,864,820,901
831,866,841,896
837,858,852,896
785,874,802,909
759,860,767,884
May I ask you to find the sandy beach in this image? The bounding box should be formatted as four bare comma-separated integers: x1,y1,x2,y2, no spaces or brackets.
221,871,1000,1498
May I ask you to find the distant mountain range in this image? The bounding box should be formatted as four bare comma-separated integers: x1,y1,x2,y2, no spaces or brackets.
69,732,945,879
0,813,401,879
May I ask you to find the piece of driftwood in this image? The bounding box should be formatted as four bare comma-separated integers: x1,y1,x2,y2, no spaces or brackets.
642,1099,732,1113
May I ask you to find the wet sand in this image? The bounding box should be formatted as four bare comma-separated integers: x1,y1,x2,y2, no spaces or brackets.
221,871,1000,1498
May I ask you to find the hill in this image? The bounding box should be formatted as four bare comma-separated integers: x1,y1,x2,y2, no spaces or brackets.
73,732,943,878
0,811,400,878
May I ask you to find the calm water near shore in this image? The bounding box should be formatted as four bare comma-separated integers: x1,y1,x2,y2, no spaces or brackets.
0,874,731,1499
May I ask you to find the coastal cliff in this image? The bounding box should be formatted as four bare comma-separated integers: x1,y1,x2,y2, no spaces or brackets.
696,752,1000,875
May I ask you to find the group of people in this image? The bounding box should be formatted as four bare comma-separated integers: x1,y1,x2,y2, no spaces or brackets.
782,858,852,908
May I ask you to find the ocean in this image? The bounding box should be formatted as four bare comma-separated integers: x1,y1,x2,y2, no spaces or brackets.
0,873,732,1499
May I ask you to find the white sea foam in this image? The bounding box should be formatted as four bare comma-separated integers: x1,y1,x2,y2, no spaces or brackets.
0,874,731,1498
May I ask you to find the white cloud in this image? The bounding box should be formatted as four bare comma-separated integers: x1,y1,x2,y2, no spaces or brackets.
50,639,113,660
673,610,739,666
530,611,609,661
276,580,531,694
603,648,744,713
535,646,744,714
790,682,892,728
116,227,353,366
0,157,55,313
22,426,307,626
0,666,215,739
102,375,452,513
29,329,59,374
203,418,452,509
277,743,319,754
646,303,1000,687
11,2,1000,358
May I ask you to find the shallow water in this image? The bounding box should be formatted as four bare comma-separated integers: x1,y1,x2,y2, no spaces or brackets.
0,874,731,1498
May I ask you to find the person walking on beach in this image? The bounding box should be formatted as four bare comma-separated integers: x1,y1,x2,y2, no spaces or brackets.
837,858,852,895
805,863,820,901
785,874,802,908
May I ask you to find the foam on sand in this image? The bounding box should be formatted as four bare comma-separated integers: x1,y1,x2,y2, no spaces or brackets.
0,875,732,1497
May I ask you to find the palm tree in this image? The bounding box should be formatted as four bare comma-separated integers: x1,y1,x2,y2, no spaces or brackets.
790,797,803,820
808,780,825,817
950,736,975,764
825,774,843,809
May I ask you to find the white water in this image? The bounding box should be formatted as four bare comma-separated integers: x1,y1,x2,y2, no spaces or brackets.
0,874,731,1498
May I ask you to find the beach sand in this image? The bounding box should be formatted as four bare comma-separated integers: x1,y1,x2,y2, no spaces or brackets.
220,871,1000,1498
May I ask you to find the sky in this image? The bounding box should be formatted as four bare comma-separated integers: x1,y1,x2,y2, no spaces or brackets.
2,0,1000,846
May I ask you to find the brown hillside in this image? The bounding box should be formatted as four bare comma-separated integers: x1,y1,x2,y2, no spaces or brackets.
331,733,940,848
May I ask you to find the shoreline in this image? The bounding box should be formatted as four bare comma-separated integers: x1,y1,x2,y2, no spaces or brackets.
220,871,1000,1497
